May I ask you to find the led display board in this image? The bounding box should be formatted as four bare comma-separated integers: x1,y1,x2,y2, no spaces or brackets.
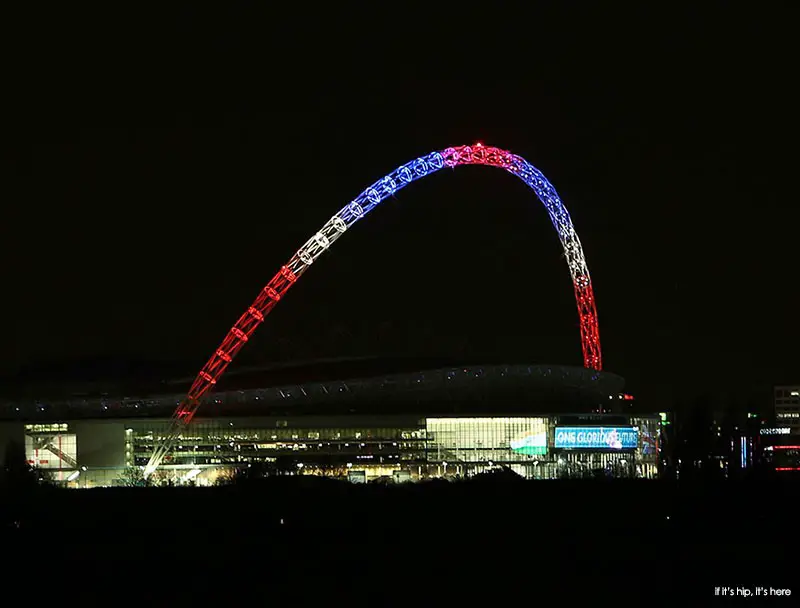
510,432,548,455
554,427,638,450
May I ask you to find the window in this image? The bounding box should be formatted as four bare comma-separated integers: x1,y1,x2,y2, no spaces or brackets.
425,417,549,463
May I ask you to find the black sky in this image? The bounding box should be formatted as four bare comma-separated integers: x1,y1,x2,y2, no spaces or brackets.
3,5,797,409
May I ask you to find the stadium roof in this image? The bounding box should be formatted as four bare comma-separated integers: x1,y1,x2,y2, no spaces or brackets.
2,354,613,399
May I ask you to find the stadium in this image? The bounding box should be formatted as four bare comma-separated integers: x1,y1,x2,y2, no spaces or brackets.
0,356,661,487
1,143,665,486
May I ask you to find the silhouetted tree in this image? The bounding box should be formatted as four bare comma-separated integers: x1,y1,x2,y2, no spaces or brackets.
266,456,297,477
315,463,342,478
214,469,238,486
675,394,723,480
148,470,172,487
2,440,51,490
470,465,525,484
218,457,305,486
115,466,149,487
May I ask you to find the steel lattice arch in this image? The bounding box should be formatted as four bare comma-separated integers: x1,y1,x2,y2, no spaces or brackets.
144,143,602,476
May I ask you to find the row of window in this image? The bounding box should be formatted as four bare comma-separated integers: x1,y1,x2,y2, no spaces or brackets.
132,442,422,453
24,423,69,433
131,427,426,443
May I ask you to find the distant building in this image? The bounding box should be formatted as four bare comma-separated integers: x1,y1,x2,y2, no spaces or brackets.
774,386,800,431
751,387,800,473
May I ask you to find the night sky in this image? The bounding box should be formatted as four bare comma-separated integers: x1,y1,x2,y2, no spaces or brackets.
4,6,797,409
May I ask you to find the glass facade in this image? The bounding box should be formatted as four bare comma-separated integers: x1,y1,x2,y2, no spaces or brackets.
425,417,552,478
3,413,663,487
124,415,660,485
24,423,78,470
128,416,427,484
424,417,661,480
426,417,548,461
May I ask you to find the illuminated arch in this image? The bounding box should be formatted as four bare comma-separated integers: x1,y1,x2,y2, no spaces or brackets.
144,143,601,476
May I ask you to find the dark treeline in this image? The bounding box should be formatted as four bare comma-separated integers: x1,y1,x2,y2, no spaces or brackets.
2,471,799,601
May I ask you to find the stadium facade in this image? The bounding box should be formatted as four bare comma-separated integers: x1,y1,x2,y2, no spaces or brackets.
0,358,662,486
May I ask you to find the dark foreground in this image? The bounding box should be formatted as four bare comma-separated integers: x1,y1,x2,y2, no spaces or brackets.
2,476,798,604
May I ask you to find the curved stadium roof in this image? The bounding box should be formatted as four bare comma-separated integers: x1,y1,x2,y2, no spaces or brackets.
0,357,625,421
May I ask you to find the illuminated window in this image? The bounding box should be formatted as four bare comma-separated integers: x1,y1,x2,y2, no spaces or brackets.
425,417,549,463
25,433,77,469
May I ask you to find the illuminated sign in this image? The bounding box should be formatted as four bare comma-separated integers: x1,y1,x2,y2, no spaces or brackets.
555,427,638,450
760,428,791,435
510,432,547,455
